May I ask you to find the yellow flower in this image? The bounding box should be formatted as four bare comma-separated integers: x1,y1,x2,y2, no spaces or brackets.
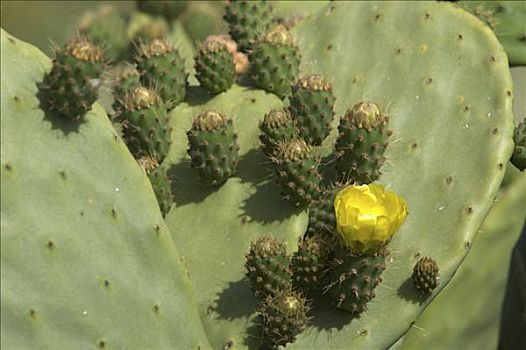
334,184,408,253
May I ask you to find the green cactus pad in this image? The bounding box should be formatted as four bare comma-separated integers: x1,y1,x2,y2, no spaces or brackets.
135,38,186,108
412,256,440,295
186,108,240,186
399,174,526,350
285,2,514,348
116,86,171,163
41,36,106,121
78,5,128,61
291,235,329,291
459,1,526,66
290,75,335,146
195,37,235,94
273,139,322,207
158,1,515,348
258,289,310,348
327,247,388,314
335,101,391,184
0,29,210,349
249,25,301,98
147,164,174,217
245,236,291,298
511,118,526,171
224,0,275,52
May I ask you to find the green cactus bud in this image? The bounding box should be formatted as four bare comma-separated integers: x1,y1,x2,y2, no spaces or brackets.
194,36,235,94
335,101,391,184
249,25,301,98
147,164,174,218
245,236,291,298
258,288,310,348
136,0,188,22
328,246,388,314
412,256,440,295
511,118,526,171
306,185,342,248
78,5,128,61
117,86,171,162
290,75,336,146
224,0,275,52
186,109,239,186
42,36,106,121
273,139,322,207
135,38,186,108
259,109,298,158
291,235,329,291
112,63,142,99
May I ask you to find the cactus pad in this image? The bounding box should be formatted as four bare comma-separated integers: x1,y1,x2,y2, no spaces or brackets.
291,235,328,291
0,29,210,349
511,118,526,171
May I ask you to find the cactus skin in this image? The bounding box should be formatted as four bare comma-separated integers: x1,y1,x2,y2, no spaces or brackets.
258,289,310,349
289,75,335,146
116,86,171,162
160,2,514,349
195,37,235,94
249,25,301,98
273,139,322,207
135,38,186,108
41,36,105,121
291,235,329,291
137,0,188,22
412,256,440,295
328,247,388,314
511,118,526,171
1,29,211,349
224,0,275,52
259,109,298,158
245,236,292,299
335,101,391,184
147,165,174,217
459,1,526,65
78,5,128,61
186,109,239,186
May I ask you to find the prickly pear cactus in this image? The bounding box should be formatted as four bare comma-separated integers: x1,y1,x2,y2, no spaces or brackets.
0,29,210,349
459,1,526,66
162,2,514,349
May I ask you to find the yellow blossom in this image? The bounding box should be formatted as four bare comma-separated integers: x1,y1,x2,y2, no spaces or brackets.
334,184,408,253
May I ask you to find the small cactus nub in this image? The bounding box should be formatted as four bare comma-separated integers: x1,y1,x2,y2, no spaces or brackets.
412,256,440,295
